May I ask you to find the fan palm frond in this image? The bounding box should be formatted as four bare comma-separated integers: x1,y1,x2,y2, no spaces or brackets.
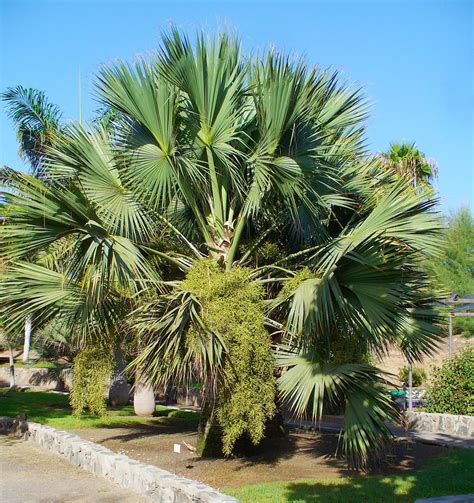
276,347,398,467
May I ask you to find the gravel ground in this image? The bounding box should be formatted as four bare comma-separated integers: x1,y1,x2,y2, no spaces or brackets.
0,436,148,502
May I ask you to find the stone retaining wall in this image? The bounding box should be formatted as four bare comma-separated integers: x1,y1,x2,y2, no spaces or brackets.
27,422,238,503
0,367,71,391
406,411,474,438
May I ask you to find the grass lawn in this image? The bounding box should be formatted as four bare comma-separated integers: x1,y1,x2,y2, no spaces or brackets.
0,360,64,368
0,388,199,429
227,449,474,503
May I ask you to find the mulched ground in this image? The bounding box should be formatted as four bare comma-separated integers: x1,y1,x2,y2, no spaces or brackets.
72,421,448,491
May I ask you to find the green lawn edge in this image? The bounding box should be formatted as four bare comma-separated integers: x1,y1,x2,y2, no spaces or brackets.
0,388,199,429
226,449,474,503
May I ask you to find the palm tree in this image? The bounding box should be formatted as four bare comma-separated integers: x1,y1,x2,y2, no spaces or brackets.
0,29,443,466
2,86,63,363
2,90,132,404
380,142,438,189
2,86,63,177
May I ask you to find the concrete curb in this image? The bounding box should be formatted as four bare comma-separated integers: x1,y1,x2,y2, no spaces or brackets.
27,422,239,503
415,495,474,502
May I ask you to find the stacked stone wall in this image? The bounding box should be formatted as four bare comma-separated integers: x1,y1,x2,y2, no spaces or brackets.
26,422,239,503
406,411,474,438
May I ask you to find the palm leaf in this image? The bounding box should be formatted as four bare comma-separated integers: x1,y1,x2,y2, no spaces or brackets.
276,347,398,467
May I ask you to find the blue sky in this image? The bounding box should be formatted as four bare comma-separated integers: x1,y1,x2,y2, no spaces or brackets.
1,0,472,213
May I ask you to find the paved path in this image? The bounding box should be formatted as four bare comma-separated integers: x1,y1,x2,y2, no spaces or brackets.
416,496,474,502
390,426,474,449
285,418,474,449
166,402,474,449
0,437,148,502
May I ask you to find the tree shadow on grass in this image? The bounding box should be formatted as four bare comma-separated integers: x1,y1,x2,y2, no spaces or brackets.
285,476,418,503
0,389,70,422
282,449,474,503
0,390,200,434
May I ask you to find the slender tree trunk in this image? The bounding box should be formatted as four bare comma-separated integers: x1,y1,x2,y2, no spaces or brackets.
108,346,130,406
23,315,32,362
8,345,16,390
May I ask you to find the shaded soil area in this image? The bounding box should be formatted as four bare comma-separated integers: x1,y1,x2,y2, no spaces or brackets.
72,421,448,491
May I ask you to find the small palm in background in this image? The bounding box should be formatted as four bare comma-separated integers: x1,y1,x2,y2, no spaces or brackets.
380,142,438,189
2,86,63,177
1,86,64,363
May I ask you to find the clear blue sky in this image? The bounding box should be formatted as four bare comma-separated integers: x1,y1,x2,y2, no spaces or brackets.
1,0,472,214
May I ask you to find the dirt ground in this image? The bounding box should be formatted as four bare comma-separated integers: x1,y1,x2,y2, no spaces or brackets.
73,422,448,491
0,436,147,502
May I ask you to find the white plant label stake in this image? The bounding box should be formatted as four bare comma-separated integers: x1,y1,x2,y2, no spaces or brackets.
173,443,181,475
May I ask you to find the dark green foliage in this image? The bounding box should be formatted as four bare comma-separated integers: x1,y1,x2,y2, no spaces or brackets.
398,366,427,387
252,241,285,266
331,333,372,365
425,347,474,415
428,207,474,296
454,317,474,338
182,260,276,455
70,346,114,417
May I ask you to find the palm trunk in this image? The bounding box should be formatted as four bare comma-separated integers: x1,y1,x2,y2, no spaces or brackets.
196,401,223,457
133,380,156,417
196,398,285,457
23,315,32,362
108,346,130,406
8,345,16,390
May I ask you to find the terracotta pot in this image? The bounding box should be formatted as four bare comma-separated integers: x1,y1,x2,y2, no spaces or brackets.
133,381,155,417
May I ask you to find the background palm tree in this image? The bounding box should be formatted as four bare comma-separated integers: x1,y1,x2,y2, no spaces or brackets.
2,86,63,177
2,91,131,403
2,86,64,362
0,29,444,466
380,142,438,188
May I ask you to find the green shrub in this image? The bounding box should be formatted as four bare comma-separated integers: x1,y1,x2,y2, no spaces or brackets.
398,366,427,387
454,317,474,338
425,347,474,415
70,346,114,417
